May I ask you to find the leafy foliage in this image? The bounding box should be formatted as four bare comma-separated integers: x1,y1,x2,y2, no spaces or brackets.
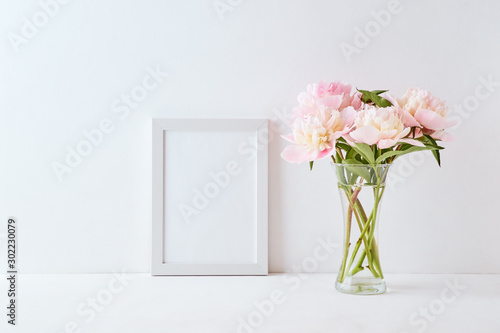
357,89,393,108
332,135,444,169
423,134,442,167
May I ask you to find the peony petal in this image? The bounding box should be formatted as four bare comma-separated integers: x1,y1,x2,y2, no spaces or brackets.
293,105,315,118
400,109,421,127
379,129,398,140
281,134,296,143
342,133,355,146
281,145,316,164
431,130,454,142
349,126,382,145
337,125,354,137
414,109,455,130
316,95,343,109
400,127,411,137
377,138,398,149
316,146,335,160
381,93,398,107
339,106,357,125
350,94,362,110
398,138,426,147
383,93,421,127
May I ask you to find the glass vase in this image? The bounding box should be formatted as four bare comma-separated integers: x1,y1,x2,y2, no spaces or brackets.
334,163,392,295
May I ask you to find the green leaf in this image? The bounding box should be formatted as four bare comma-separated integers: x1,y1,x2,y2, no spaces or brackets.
336,142,352,152
432,150,441,167
423,135,442,167
335,150,342,163
335,154,348,185
357,89,393,108
422,134,435,143
358,89,372,104
398,143,413,151
309,161,314,171
375,145,440,164
373,96,393,107
375,150,407,164
342,159,372,182
351,143,375,164
342,158,361,165
345,146,358,160
371,90,388,95
416,136,444,149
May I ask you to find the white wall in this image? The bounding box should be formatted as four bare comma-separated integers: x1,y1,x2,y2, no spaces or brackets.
1,0,499,274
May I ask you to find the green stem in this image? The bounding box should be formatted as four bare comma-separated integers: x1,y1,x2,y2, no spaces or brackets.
341,188,379,279
343,180,387,280
349,249,366,277
346,215,372,274
366,185,385,278
346,239,362,274
370,243,383,278
338,187,360,283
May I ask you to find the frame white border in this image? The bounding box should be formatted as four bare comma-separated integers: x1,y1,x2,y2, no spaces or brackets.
152,119,268,275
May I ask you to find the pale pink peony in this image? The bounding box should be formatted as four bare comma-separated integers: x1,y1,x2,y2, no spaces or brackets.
345,106,424,149
386,88,455,141
294,81,362,118
281,105,357,163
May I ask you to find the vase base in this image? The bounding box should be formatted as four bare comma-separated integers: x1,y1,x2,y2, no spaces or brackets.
335,278,386,295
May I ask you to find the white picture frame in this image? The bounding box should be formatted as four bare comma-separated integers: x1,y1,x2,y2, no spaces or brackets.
152,119,268,275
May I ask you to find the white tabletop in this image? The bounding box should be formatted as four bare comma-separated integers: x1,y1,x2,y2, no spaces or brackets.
1,273,499,332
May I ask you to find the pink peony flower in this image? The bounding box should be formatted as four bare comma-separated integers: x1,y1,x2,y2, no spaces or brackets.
294,81,362,118
281,105,357,163
386,88,455,141
345,106,424,149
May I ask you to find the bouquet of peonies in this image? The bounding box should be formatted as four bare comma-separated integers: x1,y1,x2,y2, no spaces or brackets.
281,81,455,294
281,81,454,168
